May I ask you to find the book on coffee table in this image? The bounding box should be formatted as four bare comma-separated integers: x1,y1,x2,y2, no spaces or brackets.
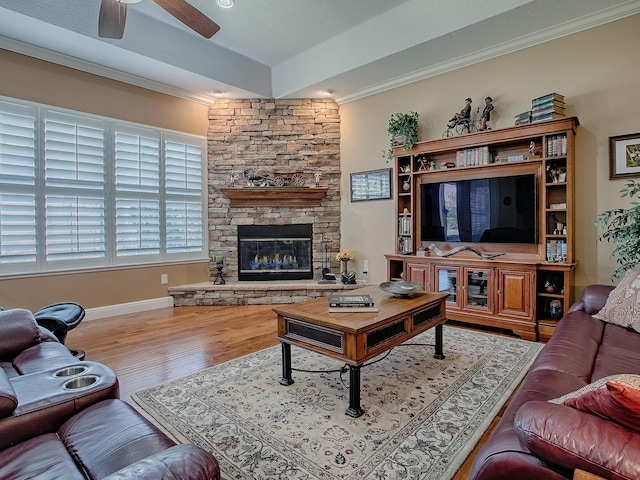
328,293,378,312
328,305,379,313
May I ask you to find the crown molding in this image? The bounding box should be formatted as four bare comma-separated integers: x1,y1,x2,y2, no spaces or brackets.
335,2,640,104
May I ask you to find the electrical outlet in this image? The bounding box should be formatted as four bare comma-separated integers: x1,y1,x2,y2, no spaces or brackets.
161,273,168,284
363,260,369,273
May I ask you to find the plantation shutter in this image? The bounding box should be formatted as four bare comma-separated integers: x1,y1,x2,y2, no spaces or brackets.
165,138,203,254
43,111,106,261
114,127,161,256
0,101,37,265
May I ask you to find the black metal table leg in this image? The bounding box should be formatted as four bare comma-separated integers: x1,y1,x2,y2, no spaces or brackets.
345,365,364,417
433,323,445,360
279,342,294,386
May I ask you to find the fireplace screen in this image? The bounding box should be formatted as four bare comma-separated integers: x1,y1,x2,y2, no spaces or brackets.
237,225,312,281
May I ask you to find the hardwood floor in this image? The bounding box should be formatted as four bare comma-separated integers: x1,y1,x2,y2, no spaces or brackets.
68,305,509,480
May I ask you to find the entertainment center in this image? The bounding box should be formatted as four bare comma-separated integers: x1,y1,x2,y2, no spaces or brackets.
386,117,579,340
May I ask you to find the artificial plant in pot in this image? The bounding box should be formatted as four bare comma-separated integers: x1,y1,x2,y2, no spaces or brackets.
594,180,640,280
384,111,419,162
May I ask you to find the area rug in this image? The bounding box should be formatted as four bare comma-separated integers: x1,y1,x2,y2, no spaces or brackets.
132,326,542,480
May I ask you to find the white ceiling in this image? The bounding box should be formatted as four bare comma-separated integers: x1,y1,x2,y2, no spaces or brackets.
0,0,638,104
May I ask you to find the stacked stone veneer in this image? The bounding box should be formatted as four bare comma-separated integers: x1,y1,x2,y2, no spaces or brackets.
207,98,341,285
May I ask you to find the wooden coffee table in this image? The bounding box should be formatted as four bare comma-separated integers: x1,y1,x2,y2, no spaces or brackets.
273,285,447,417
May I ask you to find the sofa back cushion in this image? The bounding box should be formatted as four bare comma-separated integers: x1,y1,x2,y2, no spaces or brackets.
0,370,17,417
0,309,40,362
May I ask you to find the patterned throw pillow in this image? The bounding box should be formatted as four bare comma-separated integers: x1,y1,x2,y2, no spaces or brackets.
549,374,640,432
593,268,640,331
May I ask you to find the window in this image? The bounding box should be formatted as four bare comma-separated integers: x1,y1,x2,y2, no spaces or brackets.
0,97,207,276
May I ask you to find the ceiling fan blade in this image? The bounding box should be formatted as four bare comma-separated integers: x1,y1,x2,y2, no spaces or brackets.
98,0,127,39
152,0,220,38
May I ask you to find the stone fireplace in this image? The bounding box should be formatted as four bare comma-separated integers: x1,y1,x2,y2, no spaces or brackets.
207,98,341,283
237,224,313,281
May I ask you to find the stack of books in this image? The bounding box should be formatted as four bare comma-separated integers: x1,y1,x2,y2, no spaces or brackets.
328,293,379,312
514,111,531,126
531,93,565,123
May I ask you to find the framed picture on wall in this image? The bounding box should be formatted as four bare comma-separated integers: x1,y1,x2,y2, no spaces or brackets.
350,168,392,202
610,132,640,179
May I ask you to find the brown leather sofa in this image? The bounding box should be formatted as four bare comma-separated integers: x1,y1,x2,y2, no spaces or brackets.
0,308,221,479
0,398,221,479
469,284,640,479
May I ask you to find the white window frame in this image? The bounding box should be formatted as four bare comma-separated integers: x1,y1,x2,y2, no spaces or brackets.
0,96,208,277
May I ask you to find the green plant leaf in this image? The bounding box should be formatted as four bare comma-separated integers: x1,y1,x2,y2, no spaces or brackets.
595,180,640,279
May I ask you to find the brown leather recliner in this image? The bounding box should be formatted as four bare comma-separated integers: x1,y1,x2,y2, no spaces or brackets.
0,308,120,449
0,308,220,479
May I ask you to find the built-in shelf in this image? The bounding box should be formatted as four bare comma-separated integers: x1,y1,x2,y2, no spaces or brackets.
220,187,328,207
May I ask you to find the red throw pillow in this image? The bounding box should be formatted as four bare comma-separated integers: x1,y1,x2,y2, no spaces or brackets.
558,376,640,432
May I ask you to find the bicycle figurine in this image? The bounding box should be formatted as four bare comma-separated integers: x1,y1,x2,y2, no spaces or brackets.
442,110,492,137
442,97,493,138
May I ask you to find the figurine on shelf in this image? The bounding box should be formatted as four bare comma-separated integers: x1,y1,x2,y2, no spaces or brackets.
544,280,556,293
479,96,494,131
549,299,563,320
529,141,537,158
447,97,472,128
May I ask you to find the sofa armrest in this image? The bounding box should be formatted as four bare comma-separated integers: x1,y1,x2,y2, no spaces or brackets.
0,370,17,418
102,444,220,480
515,400,640,480
568,284,615,315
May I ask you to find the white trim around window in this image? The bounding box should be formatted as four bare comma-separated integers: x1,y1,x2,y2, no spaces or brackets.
0,96,208,277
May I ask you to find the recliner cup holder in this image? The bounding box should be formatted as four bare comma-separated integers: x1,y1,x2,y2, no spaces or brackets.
54,366,88,377
63,375,99,390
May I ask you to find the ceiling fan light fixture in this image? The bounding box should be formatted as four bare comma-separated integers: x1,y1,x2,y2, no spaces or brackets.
216,0,234,8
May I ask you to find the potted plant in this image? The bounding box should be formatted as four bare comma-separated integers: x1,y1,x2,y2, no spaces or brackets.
384,111,419,162
594,180,640,280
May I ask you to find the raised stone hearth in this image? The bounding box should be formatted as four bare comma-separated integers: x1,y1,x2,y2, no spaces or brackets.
169,281,365,306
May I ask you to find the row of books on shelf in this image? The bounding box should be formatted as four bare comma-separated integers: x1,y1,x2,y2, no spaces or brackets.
455,146,490,167
398,215,411,235
547,134,568,157
328,293,379,312
546,239,568,263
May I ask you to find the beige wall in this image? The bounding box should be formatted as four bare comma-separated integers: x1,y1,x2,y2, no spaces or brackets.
0,49,211,310
1,14,639,310
339,14,640,295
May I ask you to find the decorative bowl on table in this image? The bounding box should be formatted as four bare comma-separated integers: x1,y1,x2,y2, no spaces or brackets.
378,281,423,297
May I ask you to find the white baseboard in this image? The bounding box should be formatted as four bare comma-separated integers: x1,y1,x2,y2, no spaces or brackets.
85,297,174,321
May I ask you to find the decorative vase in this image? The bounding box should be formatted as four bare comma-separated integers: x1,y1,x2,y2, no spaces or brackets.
341,260,349,276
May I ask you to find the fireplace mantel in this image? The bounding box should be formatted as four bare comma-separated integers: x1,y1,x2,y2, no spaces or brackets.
220,187,328,207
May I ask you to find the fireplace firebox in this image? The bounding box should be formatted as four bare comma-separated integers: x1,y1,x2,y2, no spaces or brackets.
238,225,313,281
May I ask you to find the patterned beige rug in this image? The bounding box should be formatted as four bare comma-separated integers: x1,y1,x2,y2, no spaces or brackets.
132,326,542,480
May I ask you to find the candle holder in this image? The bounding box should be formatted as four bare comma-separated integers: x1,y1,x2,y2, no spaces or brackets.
214,256,225,285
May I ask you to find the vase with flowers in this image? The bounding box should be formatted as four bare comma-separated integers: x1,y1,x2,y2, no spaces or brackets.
335,249,356,282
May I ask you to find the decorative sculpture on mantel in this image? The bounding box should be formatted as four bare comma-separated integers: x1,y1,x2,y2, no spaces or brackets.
242,169,306,187
426,244,505,259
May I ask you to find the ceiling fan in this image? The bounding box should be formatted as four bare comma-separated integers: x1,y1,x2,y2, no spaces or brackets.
98,0,220,40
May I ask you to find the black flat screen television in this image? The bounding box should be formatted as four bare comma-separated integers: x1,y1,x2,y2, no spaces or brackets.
419,173,537,244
